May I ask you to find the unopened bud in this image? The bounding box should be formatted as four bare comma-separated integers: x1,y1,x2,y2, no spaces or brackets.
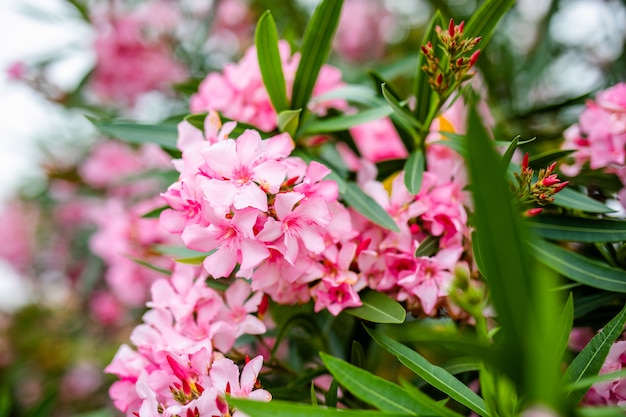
525,208,544,217
469,50,481,67
448,18,455,37
436,73,443,86
521,152,529,171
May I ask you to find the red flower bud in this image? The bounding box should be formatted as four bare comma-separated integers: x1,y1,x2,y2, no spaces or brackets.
448,18,455,37
459,21,465,33
521,153,529,171
553,181,569,193
436,73,443,86
258,294,269,319
469,50,481,67
525,208,543,217
167,355,188,382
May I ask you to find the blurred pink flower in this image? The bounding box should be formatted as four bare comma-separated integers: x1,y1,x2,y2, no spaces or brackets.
350,118,408,162
334,0,392,62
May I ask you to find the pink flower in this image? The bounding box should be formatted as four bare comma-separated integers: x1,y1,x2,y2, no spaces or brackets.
210,355,272,401
182,206,269,278
349,118,408,162
584,340,626,406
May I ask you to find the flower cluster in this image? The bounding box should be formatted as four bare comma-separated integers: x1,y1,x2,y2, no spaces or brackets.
106,264,270,416
513,153,569,215
421,19,482,95
561,82,626,207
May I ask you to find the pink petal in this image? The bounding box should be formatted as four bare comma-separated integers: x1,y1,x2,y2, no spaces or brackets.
274,192,304,220
202,139,237,178
203,245,238,278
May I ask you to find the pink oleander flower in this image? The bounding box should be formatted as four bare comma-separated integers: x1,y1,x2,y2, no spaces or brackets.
190,41,347,131
349,118,408,163
89,3,188,106
0,201,38,272
334,0,393,63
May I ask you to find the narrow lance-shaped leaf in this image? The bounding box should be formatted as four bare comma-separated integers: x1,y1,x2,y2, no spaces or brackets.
320,352,429,415
381,83,421,130
404,148,425,195
255,11,289,114
499,136,519,174
342,183,400,232
87,117,179,151
550,293,574,366
528,216,626,243
344,291,406,324
366,328,490,417
464,0,515,47
563,303,626,404
466,105,563,409
303,105,394,135
399,380,466,417
230,399,411,417
529,239,626,293
277,109,301,137
552,187,615,213
291,0,344,114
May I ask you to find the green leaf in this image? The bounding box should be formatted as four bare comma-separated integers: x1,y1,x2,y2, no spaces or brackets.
153,245,211,259
404,149,425,195
291,0,344,113
414,235,440,258
132,258,171,276
87,117,179,151
255,11,289,113
230,399,411,417
528,149,575,170
325,378,339,408
303,106,394,135
320,353,427,415
466,105,562,409
529,239,626,293
344,291,406,324
342,182,400,232
367,328,490,417
399,380,466,417
414,11,445,123
566,369,626,392
563,303,626,404
576,406,626,417
528,216,626,243
553,187,615,213
499,136,519,173
310,85,379,107
141,205,169,219
551,293,574,366
464,0,515,47
277,109,301,137
381,83,421,130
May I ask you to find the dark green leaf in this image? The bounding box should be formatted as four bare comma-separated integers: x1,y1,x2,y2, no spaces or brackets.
404,149,425,195
87,117,179,151
367,328,490,417
464,0,515,47
321,353,427,414
529,149,576,170
399,380,466,417
529,239,626,293
291,0,344,113
414,235,440,258
499,136,519,173
256,11,289,113
342,183,400,232
563,303,626,404
553,188,615,213
325,378,339,408
381,83,421,130
528,216,626,243
231,399,411,417
303,106,394,135
551,293,574,366
344,291,406,324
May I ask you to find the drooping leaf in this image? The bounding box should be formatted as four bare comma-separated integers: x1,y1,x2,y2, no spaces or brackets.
464,0,515,48
231,399,411,417
367,328,490,417
528,149,576,169
563,303,626,404
552,187,615,213
528,216,626,243
291,0,344,113
255,11,290,113
342,183,400,232
529,239,626,293
320,353,428,415
303,106,394,135
499,136,519,173
88,117,179,151
381,83,421,130
404,148,425,195
344,291,405,324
